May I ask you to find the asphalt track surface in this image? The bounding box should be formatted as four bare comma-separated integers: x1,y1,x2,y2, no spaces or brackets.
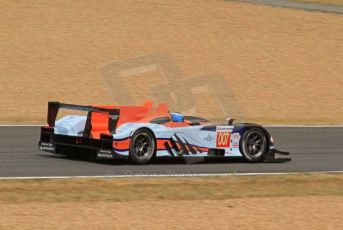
0,126,342,177
237,0,343,14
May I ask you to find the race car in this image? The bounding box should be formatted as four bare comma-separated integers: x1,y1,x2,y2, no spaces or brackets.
38,101,291,164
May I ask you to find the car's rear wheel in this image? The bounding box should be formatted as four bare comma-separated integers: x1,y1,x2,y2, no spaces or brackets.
240,128,268,162
129,129,156,164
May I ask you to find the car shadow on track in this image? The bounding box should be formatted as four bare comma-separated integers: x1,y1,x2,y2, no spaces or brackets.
36,153,247,165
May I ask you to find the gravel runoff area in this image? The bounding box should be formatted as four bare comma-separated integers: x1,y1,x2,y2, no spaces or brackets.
1,0,342,124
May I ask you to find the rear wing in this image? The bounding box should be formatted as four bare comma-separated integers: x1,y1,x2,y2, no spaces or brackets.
47,102,120,135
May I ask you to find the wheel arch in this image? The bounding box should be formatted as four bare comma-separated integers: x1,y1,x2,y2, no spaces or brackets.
128,127,158,164
234,123,271,162
233,123,272,148
129,127,157,154
130,126,156,140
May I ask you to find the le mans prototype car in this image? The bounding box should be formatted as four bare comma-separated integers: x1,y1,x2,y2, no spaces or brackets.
39,102,290,164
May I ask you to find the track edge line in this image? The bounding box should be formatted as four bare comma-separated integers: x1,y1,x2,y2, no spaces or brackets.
1,171,342,180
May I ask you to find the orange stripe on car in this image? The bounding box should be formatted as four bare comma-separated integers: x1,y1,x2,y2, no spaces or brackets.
113,138,130,150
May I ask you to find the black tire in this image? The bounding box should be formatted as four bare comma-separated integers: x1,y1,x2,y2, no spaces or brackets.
129,128,156,164
240,128,268,162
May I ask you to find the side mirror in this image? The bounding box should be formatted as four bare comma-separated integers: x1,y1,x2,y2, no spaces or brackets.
226,117,235,125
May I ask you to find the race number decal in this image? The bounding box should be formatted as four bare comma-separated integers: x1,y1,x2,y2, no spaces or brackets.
216,131,231,148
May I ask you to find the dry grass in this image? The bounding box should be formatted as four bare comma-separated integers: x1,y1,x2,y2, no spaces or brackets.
1,197,342,230
1,0,343,124
0,174,342,204
0,174,342,229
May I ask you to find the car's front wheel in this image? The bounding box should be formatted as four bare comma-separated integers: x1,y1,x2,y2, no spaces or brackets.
240,128,268,162
129,129,156,164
